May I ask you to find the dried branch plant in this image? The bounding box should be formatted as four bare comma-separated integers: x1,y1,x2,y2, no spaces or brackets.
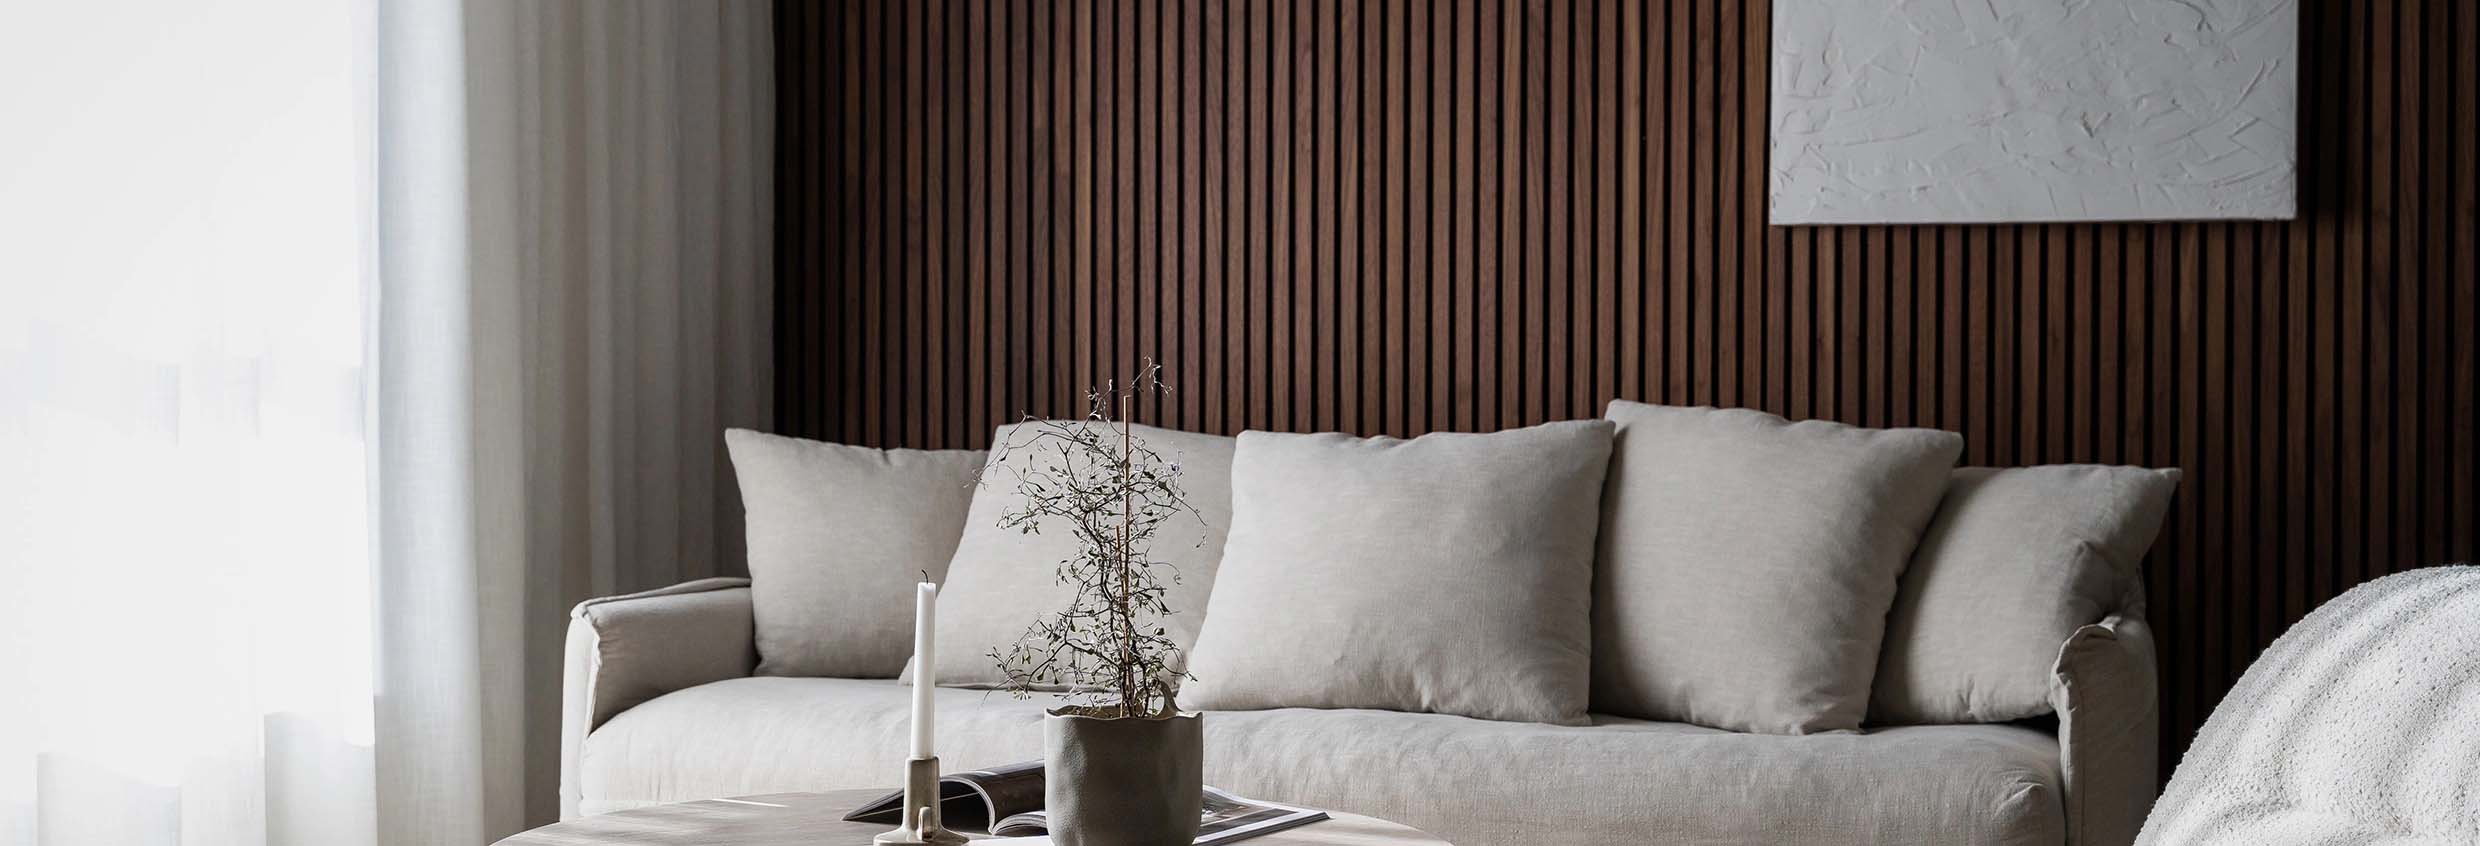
985,361,1203,719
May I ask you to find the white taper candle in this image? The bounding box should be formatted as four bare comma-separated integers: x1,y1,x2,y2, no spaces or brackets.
911,581,937,759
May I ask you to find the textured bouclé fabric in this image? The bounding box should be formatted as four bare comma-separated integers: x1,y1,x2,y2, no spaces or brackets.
2138,566,2480,845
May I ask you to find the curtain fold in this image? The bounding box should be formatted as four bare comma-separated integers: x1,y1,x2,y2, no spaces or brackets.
376,0,771,841
512,0,775,830
1,0,768,842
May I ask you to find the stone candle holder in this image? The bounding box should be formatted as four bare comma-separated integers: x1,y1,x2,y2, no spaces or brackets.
872,756,968,846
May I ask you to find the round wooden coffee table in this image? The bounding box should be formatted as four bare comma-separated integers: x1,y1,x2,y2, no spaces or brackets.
497,789,1451,845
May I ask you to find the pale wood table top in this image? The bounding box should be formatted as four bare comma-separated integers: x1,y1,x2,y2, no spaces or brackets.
496,789,1451,846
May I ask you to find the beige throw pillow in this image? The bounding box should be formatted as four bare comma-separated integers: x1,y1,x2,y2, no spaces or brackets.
725,429,983,678
926,422,1236,689
1593,401,1962,734
1181,420,1616,725
1871,465,2179,724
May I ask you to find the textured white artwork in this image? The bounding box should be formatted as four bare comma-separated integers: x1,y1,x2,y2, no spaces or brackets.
1770,0,2297,224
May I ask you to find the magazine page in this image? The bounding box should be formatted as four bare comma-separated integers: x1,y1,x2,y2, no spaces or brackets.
1194,787,1329,845
941,761,1047,830
988,786,1328,845
840,760,1047,830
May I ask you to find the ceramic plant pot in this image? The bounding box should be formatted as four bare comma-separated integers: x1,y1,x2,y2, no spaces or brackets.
1043,709,1204,846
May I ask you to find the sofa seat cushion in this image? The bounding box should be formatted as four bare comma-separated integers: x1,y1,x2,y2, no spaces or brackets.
582,677,2066,846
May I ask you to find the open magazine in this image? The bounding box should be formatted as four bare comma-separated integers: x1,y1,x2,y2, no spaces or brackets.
843,761,1328,845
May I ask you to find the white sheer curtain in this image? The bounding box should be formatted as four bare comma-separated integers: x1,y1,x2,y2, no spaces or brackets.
2,0,769,843
0,1,380,844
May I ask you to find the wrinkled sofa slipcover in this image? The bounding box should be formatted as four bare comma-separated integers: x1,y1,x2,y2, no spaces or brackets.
560,579,2157,846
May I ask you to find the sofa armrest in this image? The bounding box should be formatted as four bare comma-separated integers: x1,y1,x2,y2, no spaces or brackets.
2048,613,2159,846
559,577,755,819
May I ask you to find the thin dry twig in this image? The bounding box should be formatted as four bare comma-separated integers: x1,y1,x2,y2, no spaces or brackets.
983,360,1203,718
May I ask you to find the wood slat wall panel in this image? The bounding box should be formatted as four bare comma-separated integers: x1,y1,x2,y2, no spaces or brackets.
775,0,2480,782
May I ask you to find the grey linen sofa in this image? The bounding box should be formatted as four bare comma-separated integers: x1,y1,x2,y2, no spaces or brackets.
559,577,2158,846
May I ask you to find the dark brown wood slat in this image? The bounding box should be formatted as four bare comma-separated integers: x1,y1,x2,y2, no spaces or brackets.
865,0,889,445
921,0,948,448
1027,0,1053,422
1376,0,1403,434
1866,233,1885,431
1001,0,1025,427
1202,0,1227,430
1406,0,1434,434
2339,0,2368,595
1610,0,1638,413
1744,0,1772,416
1180,0,1204,430
2232,225,2271,669
1687,0,1713,409
1889,227,1913,427
1437,0,1464,432
964,0,988,442
1482,0,1503,424
775,1,801,435
1245,0,1271,432
1452,0,1480,432
2201,221,2229,690
1488,0,1507,431
1068,0,1094,407
2443,0,2472,569
1540,0,1568,424
2452,0,2470,566
774,0,2477,785
1841,226,1865,425
1146,0,1167,403
2017,227,2041,463
1981,226,2010,464
1266,0,1294,433
1520,0,1545,427
1313,0,1340,433
1710,0,1738,411
2430,0,2469,572
1115,0,1135,418
1360,0,1385,433
1946,227,1971,449
2369,0,2398,585
1589,0,1616,416
1658,0,1683,411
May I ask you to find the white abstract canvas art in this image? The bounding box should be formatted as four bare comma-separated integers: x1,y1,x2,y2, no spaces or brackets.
1770,0,2297,224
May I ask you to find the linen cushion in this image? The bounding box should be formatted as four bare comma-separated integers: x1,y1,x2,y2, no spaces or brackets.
724,429,983,678
926,422,1236,689
582,676,2066,846
1180,420,1615,725
1593,401,1962,734
1872,465,2179,724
